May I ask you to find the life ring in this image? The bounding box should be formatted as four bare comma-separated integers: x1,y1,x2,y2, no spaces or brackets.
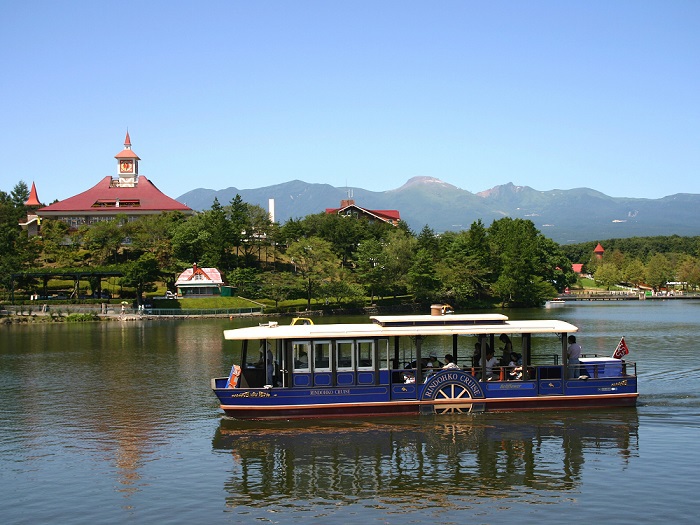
227,364,242,388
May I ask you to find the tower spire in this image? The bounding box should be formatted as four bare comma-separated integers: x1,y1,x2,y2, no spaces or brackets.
25,181,41,207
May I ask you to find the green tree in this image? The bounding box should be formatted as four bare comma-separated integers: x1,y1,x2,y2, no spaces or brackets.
674,255,700,291
261,271,302,309
321,269,365,306
238,203,275,267
38,219,73,266
436,230,490,305
381,228,417,298
10,181,30,208
226,195,248,266
645,253,673,290
205,198,235,269
286,237,339,309
622,258,646,287
171,213,211,266
538,236,578,293
488,218,557,306
0,191,29,294
416,225,439,255
594,262,622,290
354,238,389,304
407,248,441,302
79,216,129,265
227,268,262,297
120,253,161,304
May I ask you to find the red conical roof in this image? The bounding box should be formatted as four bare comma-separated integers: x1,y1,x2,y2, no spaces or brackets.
25,182,41,206
594,243,605,254
115,131,140,160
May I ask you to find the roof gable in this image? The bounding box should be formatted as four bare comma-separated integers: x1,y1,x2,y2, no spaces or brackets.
326,203,401,224
37,176,192,214
175,267,223,286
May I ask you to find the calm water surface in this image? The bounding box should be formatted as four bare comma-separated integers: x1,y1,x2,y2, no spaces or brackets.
1,301,699,524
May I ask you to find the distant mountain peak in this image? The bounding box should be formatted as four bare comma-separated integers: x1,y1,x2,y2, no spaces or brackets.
477,182,528,198
396,176,457,190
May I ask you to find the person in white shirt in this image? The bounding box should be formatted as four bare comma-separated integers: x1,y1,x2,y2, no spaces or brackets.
442,354,460,370
484,350,498,380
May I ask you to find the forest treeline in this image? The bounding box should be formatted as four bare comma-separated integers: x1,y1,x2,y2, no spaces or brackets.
2,181,700,308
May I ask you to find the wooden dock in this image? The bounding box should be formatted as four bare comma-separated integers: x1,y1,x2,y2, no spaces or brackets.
559,292,699,302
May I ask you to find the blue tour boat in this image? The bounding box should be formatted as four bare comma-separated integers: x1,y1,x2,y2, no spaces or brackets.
211,311,637,419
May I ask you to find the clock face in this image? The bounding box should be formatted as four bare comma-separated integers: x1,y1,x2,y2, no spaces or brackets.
120,161,133,173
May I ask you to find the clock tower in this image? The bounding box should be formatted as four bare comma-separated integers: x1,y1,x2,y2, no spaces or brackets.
114,131,141,187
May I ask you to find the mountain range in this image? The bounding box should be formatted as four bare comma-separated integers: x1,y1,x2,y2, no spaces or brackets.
177,177,700,244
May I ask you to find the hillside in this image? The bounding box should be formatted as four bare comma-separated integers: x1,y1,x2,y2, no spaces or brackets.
177,178,700,244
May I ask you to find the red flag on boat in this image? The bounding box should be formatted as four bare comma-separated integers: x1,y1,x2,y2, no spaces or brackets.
612,337,629,359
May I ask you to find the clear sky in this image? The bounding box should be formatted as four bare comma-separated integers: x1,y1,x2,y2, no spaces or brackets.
2,1,698,203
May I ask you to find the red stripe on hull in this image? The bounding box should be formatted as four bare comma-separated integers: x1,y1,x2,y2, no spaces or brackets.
221,393,638,420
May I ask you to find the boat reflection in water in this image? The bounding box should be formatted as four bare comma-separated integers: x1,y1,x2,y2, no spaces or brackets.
213,410,638,510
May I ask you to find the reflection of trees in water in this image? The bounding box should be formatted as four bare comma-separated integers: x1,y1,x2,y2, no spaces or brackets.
214,411,638,509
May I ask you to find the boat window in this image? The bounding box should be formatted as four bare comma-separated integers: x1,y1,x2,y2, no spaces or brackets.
377,338,389,370
313,341,331,371
336,340,354,370
357,340,374,370
293,341,310,372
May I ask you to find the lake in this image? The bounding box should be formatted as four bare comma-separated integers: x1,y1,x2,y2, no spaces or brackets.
1,300,699,524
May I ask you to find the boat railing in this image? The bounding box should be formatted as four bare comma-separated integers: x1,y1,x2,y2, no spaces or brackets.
577,359,636,379
393,357,636,385
396,364,534,383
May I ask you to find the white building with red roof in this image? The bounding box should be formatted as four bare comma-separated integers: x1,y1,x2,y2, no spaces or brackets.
175,263,225,297
36,132,193,230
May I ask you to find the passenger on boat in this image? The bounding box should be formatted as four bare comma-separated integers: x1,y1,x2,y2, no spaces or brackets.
426,351,443,368
403,371,416,384
567,335,582,378
473,342,481,366
499,334,513,366
257,342,275,386
406,357,428,369
484,350,498,380
442,354,460,370
296,349,308,368
508,352,523,380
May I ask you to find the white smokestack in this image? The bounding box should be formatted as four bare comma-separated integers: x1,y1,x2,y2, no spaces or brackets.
268,198,275,223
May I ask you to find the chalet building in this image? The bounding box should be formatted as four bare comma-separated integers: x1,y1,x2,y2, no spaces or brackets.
32,132,193,232
325,199,400,226
175,263,225,297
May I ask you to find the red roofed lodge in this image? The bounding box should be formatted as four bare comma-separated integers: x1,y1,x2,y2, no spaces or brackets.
33,132,193,231
325,198,400,226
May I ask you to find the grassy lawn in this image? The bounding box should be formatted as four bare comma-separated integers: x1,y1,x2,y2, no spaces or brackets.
150,296,262,309
574,277,632,292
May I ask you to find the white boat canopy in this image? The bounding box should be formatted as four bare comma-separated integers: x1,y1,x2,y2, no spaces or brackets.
223,314,578,341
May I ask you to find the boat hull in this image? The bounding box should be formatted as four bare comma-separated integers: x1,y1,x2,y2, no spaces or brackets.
212,372,638,420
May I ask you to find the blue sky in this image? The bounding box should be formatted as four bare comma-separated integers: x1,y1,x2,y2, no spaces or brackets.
2,1,698,204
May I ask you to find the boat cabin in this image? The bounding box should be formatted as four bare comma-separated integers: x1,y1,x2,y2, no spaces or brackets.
214,313,637,419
